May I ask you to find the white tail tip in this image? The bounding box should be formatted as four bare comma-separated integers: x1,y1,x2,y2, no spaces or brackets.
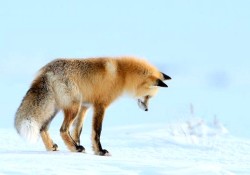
18,119,40,144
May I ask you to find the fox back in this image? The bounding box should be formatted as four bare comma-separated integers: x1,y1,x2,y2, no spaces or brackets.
15,56,171,155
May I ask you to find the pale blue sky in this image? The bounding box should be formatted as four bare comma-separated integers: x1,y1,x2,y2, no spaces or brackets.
1,1,250,137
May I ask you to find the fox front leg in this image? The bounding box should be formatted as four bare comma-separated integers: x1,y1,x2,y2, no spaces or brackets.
92,105,110,156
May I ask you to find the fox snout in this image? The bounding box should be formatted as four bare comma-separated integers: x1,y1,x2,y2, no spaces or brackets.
137,72,171,111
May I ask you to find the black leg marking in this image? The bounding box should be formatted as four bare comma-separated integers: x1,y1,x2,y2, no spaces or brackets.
69,132,85,152
52,144,58,151
92,105,110,156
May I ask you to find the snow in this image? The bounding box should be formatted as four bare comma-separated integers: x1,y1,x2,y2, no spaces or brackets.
1,1,250,174
1,119,250,175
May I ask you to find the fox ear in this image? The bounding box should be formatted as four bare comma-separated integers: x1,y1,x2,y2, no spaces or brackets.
156,79,168,87
161,72,171,80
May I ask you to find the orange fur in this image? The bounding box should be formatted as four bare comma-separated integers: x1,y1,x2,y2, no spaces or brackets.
15,56,170,155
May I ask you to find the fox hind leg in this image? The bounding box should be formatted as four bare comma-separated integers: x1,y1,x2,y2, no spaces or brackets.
40,130,58,151
60,102,85,152
72,106,88,145
40,110,58,151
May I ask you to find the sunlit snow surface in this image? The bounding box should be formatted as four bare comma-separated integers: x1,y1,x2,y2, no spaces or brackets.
1,119,250,175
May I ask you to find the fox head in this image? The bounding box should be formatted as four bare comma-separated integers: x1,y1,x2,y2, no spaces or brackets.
135,71,171,111
118,57,171,111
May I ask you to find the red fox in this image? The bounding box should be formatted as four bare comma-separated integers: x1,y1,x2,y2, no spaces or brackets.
15,56,171,156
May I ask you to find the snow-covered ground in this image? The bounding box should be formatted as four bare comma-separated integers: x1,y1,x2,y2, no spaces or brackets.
1,119,250,175
1,1,250,174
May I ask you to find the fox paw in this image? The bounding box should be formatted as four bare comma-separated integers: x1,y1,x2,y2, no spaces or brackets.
76,145,85,152
96,149,111,156
52,144,58,151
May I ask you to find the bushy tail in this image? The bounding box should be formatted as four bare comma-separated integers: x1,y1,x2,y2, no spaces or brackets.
14,73,48,143
15,117,40,144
